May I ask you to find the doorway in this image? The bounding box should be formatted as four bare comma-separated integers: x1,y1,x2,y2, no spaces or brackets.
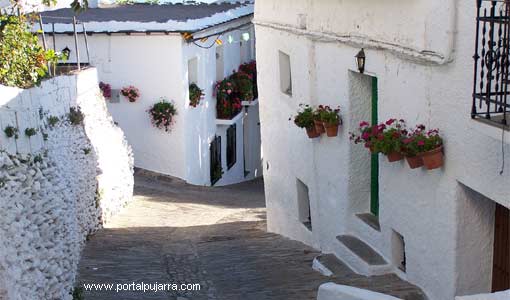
492,203,509,292
348,72,379,218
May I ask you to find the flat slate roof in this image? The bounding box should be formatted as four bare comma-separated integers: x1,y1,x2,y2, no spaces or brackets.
41,3,248,24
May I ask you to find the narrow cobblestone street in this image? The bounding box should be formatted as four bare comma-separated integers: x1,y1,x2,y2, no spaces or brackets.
77,173,424,300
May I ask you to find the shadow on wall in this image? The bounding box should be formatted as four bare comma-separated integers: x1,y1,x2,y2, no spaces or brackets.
0,68,134,300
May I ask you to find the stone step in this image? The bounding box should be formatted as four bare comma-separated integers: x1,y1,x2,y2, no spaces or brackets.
313,254,364,278
313,255,427,300
356,213,381,232
334,234,392,276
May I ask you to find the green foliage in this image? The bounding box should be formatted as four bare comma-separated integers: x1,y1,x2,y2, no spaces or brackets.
230,72,254,102
68,107,84,126
148,99,178,132
70,286,84,300
293,104,315,129
189,83,204,107
315,105,341,125
24,127,37,138
70,0,89,13
94,188,104,208
402,125,443,156
350,119,407,155
47,116,60,127
4,126,19,139
33,154,43,164
215,77,242,119
115,0,135,4
83,148,91,155
0,15,59,88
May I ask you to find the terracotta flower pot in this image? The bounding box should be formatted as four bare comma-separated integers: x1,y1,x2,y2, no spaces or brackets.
419,146,444,170
306,126,320,139
324,122,339,137
314,120,325,134
387,151,404,162
406,156,424,169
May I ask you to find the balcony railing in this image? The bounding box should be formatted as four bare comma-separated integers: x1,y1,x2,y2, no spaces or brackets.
473,0,510,128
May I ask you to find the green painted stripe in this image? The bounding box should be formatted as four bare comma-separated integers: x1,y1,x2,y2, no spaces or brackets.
370,77,379,217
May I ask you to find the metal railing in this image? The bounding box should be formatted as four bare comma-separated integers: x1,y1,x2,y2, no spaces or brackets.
37,14,91,76
472,0,510,127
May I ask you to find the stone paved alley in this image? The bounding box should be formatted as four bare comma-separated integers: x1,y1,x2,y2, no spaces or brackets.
77,172,425,300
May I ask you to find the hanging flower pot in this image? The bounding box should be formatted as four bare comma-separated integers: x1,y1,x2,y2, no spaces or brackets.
403,125,444,170
306,126,320,139
405,156,424,169
293,104,319,139
387,151,404,162
121,85,140,102
324,122,339,137
314,120,325,134
419,146,444,170
315,105,341,138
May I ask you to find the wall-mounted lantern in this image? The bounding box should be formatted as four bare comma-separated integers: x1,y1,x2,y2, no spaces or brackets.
62,46,71,59
355,48,366,74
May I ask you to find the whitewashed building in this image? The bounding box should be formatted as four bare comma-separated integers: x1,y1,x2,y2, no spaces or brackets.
39,1,262,186
254,1,509,300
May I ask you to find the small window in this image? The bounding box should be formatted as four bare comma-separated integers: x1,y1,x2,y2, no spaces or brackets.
296,178,312,231
188,57,198,84
392,230,406,272
210,136,222,185
279,50,292,96
226,124,237,169
216,45,224,82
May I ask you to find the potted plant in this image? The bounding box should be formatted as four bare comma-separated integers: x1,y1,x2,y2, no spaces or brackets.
215,78,242,119
404,125,444,170
294,104,319,138
189,83,204,107
99,82,112,99
312,106,326,135
402,126,425,169
317,105,342,137
239,61,257,99
4,125,19,139
350,119,406,162
121,86,140,102
230,71,254,102
148,98,178,132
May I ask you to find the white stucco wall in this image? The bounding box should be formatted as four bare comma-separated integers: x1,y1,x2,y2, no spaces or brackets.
255,1,510,300
182,25,260,186
48,23,260,186
318,283,403,300
0,68,133,300
456,290,510,300
47,34,188,179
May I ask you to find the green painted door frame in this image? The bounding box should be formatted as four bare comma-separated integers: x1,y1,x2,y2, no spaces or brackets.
370,77,379,216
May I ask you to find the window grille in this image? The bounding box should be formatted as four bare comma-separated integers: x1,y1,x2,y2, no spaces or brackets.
210,136,222,185
472,0,510,127
226,125,237,169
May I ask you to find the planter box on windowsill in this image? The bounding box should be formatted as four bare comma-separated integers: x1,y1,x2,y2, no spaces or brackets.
242,98,258,106
216,111,243,126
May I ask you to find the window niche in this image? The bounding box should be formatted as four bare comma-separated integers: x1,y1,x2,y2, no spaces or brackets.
279,50,292,96
392,230,406,272
188,57,198,85
226,124,237,170
296,178,312,231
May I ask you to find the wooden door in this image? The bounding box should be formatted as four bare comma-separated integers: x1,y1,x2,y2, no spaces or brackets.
492,203,509,292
